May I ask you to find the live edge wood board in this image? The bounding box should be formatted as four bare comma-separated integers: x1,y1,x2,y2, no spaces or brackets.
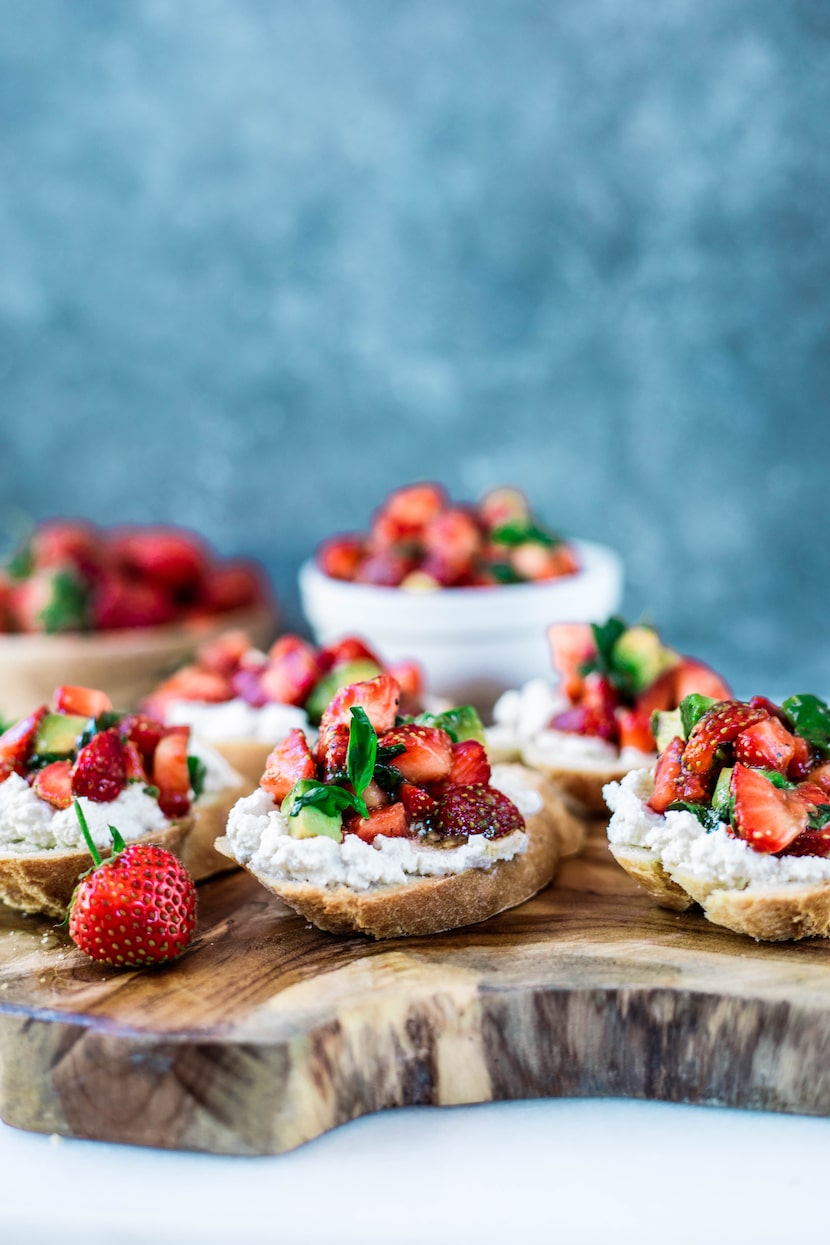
2,825,830,1156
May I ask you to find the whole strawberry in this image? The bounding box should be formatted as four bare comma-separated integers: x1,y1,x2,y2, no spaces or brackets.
68,800,197,967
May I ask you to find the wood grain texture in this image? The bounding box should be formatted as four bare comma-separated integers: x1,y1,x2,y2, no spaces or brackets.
3,826,830,1155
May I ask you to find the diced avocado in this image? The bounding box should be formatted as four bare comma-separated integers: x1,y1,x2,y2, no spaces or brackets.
281,780,343,841
415,705,485,745
651,709,683,754
711,767,734,820
304,660,383,724
32,713,89,758
612,625,678,695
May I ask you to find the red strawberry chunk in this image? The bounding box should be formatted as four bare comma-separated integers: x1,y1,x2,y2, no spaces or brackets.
808,761,830,795
380,483,448,536
354,550,414,586
349,802,409,843
386,660,423,700
0,706,48,772
448,739,491,786
319,636,381,671
319,675,400,737
380,724,453,784
317,534,366,581
731,763,809,854
399,781,438,827
748,695,789,724
156,665,233,705
54,686,113,718
547,622,595,702
71,729,128,804
196,629,251,675
231,664,270,708
784,785,830,858
123,741,148,784
121,714,166,768
635,670,677,716
92,573,176,630
262,636,323,707
672,659,731,704
617,708,656,753
200,560,267,613
152,730,191,816
32,760,73,809
437,784,524,840
318,723,349,782
683,702,769,774
261,728,318,802
113,527,208,593
788,736,816,781
734,718,797,773
648,737,685,814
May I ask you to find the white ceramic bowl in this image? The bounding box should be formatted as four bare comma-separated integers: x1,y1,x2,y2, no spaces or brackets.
299,540,623,710
0,605,277,721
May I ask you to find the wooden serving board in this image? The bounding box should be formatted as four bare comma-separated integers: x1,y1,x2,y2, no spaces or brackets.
2,825,830,1155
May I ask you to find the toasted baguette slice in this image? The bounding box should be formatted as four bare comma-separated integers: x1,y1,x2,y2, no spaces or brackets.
209,739,273,795
0,818,191,919
216,764,575,939
184,786,249,882
608,842,697,912
521,737,651,817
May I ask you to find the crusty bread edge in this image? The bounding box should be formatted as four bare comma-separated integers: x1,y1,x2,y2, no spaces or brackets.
520,739,642,817
0,818,192,919
216,764,568,939
610,833,830,942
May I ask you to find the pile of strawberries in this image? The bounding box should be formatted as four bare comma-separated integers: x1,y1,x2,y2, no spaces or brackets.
0,519,270,633
145,630,422,721
547,621,731,752
316,483,579,589
649,695,830,856
261,674,524,843
0,685,198,819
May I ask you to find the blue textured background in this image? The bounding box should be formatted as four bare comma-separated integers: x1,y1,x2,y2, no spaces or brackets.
1,1,829,698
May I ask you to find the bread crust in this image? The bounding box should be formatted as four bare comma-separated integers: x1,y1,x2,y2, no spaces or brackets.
0,819,191,919
183,787,248,882
610,836,830,941
521,738,643,817
217,764,572,939
209,739,272,795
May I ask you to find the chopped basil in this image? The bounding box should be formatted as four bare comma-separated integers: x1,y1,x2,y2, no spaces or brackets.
490,521,560,549
142,784,160,798
39,570,90,634
347,706,377,799
6,542,33,582
781,694,830,757
76,710,125,750
289,781,367,820
187,755,207,800
489,561,524,585
807,805,830,831
666,801,722,832
756,768,796,789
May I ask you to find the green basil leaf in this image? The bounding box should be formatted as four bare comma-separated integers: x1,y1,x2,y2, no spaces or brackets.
782,694,830,757
290,782,367,820
666,801,722,832
347,706,377,798
756,768,796,790
490,521,560,549
142,784,160,799
6,542,34,582
39,570,91,634
489,561,524,584
680,694,717,739
187,755,207,800
808,804,830,831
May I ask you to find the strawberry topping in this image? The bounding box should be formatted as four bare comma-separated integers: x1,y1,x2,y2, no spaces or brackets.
54,686,113,718
447,739,491,786
734,718,797,773
380,724,453,784
0,706,48,775
32,760,73,809
261,729,318,802
348,802,409,844
437,784,524,840
71,729,128,804
683,702,769,774
731,764,811,854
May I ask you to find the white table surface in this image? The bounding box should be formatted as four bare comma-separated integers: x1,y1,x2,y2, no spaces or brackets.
3,1096,829,1245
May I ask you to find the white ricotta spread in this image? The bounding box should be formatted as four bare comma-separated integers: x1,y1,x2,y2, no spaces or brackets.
165,697,310,744
0,774,171,856
525,729,654,773
605,768,830,889
223,764,539,892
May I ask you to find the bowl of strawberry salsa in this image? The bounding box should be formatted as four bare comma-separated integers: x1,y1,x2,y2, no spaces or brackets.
300,483,623,709
0,519,276,718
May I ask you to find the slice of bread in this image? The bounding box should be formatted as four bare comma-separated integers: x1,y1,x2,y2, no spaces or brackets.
209,739,273,795
521,737,644,817
0,818,191,919
216,764,579,939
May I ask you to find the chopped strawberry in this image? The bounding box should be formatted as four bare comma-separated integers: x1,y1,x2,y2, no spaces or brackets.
808,761,830,795
672,658,732,704
71,729,128,804
676,768,714,804
617,707,656,753
377,483,448,537
437,784,524,839
262,636,323,707
0,706,48,774
788,736,816,781
319,636,381,671
422,509,480,579
399,781,439,827
386,660,423,700
121,714,166,768
54,685,113,718
112,527,209,594
319,675,401,738
30,520,102,575
547,623,595,701
32,760,73,809
732,763,810,854
231,665,270,707
92,573,176,630
152,730,191,815
380,724,453,784
123,740,148,783
683,701,769,774
510,542,566,581
551,674,618,742
316,535,366,582
318,723,349,782
160,665,234,704
479,487,530,530
448,739,491,786
349,802,409,843
197,629,251,675
261,729,318,802
734,718,797,773
200,561,267,612
417,550,468,587
785,826,830,858
9,568,90,634
353,550,414,587
648,737,685,813
635,669,678,716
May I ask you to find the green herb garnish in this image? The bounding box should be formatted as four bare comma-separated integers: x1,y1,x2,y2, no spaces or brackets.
490,521,560,549
39,571,90,634
679,693,717,739
187,755,207,800
666,801,722,832
289,782,367,821
347,706,377,800
782,695,830,757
